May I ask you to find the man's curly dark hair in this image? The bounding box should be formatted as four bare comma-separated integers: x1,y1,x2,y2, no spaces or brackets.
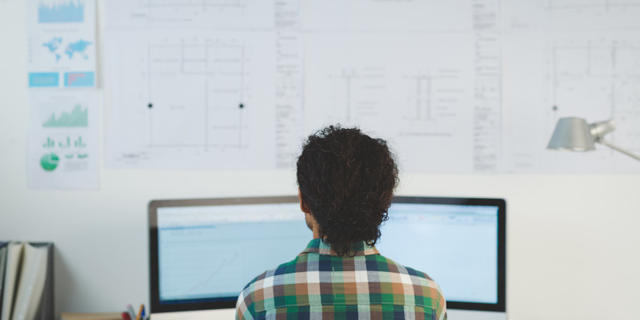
296,125,399,256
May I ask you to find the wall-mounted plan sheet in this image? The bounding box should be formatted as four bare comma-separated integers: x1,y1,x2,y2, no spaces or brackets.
104,0,640,173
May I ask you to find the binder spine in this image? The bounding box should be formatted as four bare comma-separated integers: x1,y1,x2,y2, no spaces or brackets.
36,244,54,320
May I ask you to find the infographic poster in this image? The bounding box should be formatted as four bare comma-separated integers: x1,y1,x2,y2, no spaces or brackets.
27,90,98,189
27,0,96,88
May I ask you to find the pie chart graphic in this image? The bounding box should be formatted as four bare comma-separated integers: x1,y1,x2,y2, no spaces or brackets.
40,153,60,172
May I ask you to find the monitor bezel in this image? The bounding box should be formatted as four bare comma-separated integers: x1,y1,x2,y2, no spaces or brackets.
149,196,506,314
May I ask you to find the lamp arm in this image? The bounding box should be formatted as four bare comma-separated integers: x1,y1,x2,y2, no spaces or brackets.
598,139,640,161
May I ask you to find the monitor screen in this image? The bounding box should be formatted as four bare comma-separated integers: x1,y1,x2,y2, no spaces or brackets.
150,196,505,312
378,203,499,304
156,203,307,304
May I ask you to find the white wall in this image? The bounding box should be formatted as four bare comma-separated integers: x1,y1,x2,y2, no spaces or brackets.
1,1,639,319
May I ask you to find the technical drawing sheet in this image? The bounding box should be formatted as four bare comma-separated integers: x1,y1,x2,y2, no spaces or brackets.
502,0,640,172
104,0,640,172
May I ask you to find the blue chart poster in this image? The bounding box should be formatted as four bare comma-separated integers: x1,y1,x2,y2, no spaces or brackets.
27,1,99,189
28,0,96,88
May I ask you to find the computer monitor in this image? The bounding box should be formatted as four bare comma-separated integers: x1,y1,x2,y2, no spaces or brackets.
149,196,506,319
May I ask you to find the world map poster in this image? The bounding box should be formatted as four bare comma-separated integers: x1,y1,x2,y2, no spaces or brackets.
27,0,96,88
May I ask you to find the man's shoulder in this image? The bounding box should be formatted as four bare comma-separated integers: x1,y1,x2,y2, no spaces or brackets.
241,256,301,292
378,255,445,297
379,255,447,315
236,252,447,319
377,254,434,280
236,255,302,318
402,264,435,281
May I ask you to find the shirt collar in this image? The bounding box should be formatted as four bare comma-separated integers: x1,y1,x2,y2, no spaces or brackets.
301,238,379,256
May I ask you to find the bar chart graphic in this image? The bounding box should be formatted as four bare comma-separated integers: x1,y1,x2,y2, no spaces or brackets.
38,0,85,23
42,104,88,128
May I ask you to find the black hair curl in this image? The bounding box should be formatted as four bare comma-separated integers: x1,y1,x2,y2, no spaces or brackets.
296,125,399,256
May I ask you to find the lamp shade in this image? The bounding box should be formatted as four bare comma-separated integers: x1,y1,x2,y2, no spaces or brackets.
547,117,596,151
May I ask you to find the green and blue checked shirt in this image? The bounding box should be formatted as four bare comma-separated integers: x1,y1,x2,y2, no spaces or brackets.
236,239,447,319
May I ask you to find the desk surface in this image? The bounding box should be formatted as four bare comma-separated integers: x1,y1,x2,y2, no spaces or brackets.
61,313,122,320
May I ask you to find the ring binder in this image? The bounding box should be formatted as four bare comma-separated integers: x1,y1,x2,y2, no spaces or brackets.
0,242,54,320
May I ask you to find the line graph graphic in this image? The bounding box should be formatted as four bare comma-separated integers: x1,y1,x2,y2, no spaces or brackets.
182,251,239,295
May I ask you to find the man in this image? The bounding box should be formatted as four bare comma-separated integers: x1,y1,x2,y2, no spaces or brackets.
236,126,447,319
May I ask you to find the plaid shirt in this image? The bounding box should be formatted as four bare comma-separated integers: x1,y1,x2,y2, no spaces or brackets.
236,239,447,319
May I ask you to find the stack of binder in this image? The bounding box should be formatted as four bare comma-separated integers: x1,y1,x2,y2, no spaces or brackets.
0,242,53,320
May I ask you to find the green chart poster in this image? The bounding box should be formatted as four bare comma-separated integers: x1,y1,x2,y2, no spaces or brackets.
27,90,98,189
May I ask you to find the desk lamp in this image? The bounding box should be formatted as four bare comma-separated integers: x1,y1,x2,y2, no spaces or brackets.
547,117,640,161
